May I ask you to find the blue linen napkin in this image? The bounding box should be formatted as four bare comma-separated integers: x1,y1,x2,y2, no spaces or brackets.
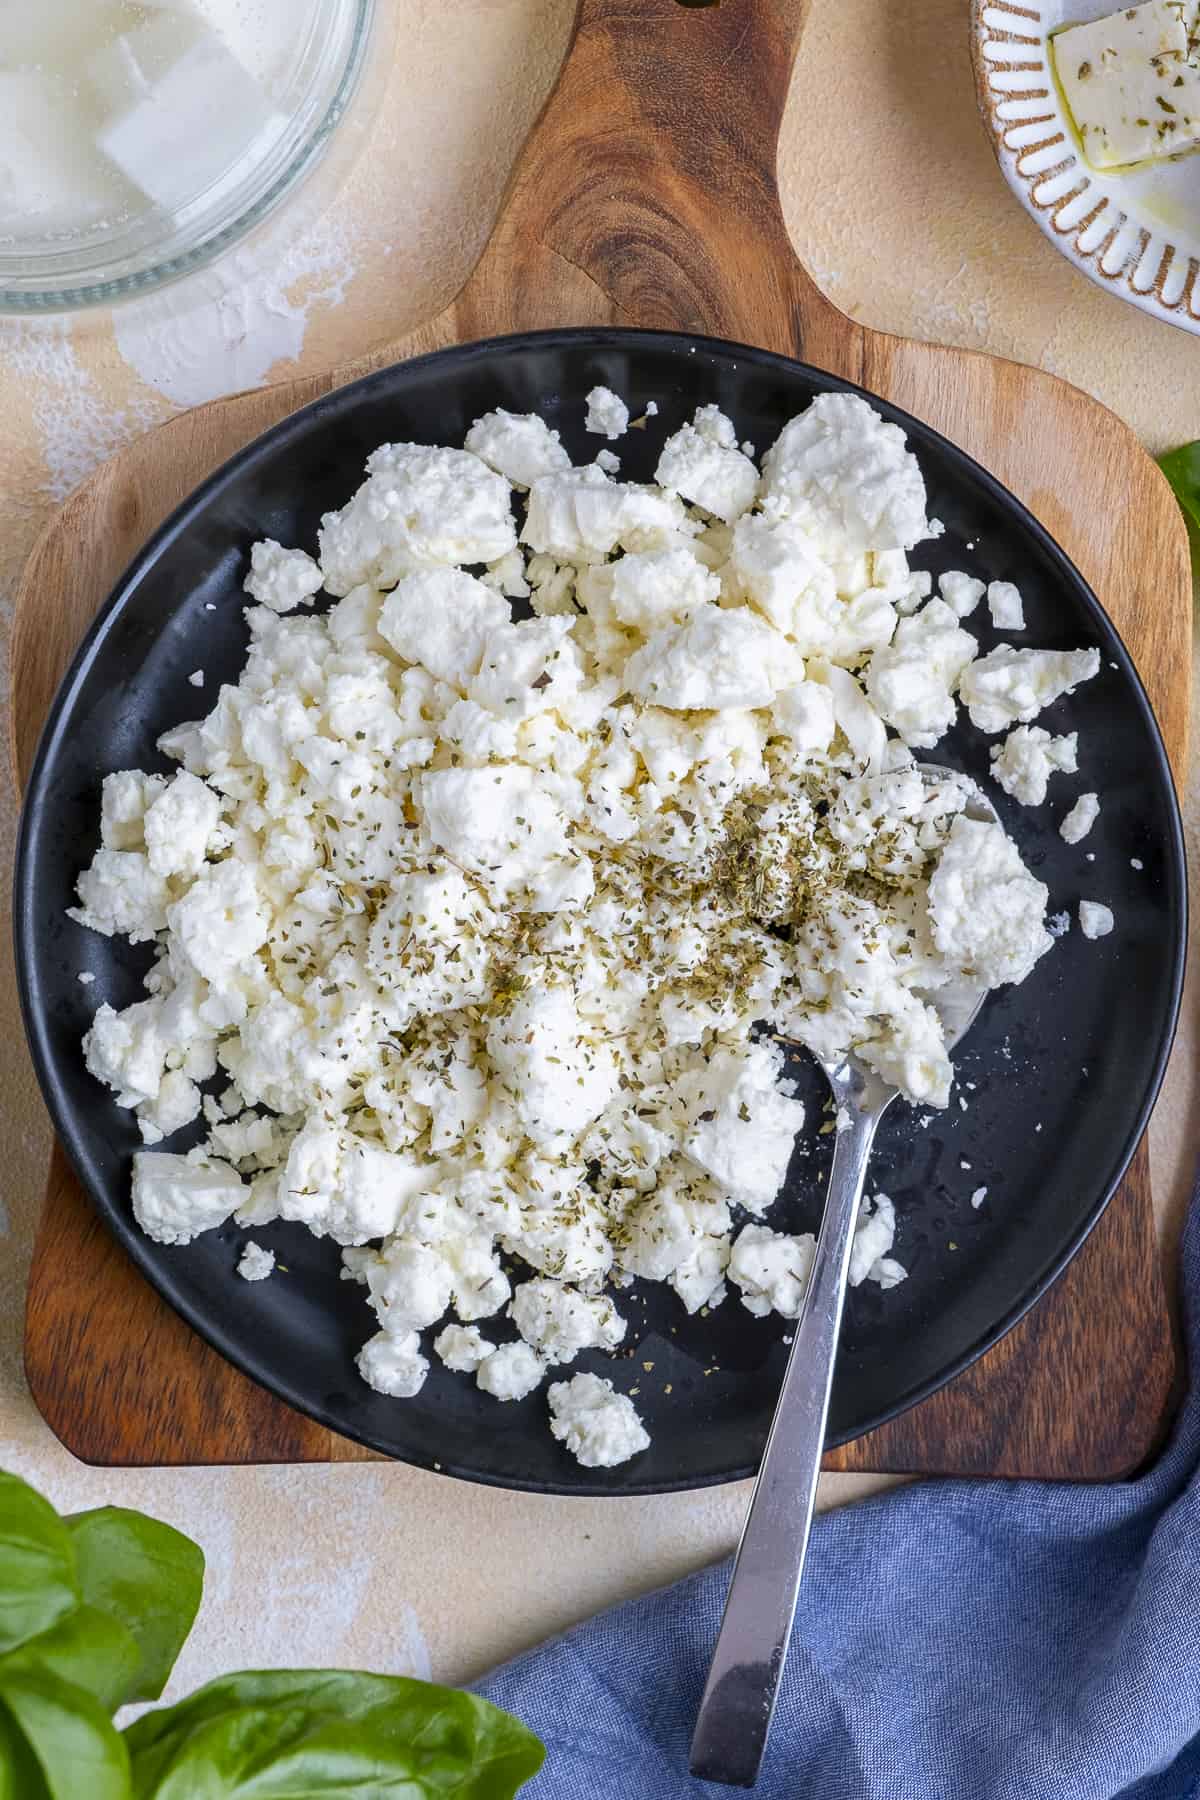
477,1189,1200,1798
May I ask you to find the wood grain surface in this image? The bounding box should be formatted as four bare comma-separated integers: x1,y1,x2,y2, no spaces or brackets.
13,0,1189,1479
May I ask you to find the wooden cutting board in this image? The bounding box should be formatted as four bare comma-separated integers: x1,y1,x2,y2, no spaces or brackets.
13,0,1189,1478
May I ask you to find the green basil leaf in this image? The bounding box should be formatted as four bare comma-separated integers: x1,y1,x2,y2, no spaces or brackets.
0,1474,78,1655
1,1605,142,1712
66,1509,203,1703
1158,440,1200,538
0,1699,49,1800
0,1670,130,1800
125,1671,545,1798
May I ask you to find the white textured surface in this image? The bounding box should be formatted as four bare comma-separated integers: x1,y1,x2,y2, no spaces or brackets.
0,0,1195,1695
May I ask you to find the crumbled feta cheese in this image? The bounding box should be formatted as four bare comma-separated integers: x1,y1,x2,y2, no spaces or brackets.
1079,901,1115,940
434,1323,495,1372
70,849,170,944
814,663,887,770
522,466,684,563
477,1340,545,1401
670,1236,731,1314
600,543,720,633
143,771,221,880
585,386,630,440
990,727,1078,806
363,1239,455,1336
419,764,571,893
547,1372,649,1467
726,513,840,648
929,816,1053,986
938,570,985,620
132,1151,245,1246
137,1068,202,1142
773,680,836,756
971,1187,988,1209
865,600,977,748
1060,792,1100,844
656,412,759,524
238,1240,275,1281
73,385,1074,1468
167,860,270,987
487,986,619,1148
848,1192,905,1288
626,605,800,710
760,391,931,556
465,409,571,488
269,1121,432,1246
679,1041,804,1214
100,770,167,850
959,646,1101,734
319,443,516,594
188,670,205,688
378,567,510,689
244,539,324,613
470,616,583,719
357,1330,429,1398
729,1223,816,1318
987,581,1025,631
510,1279,625,1364
84,1000,167,1108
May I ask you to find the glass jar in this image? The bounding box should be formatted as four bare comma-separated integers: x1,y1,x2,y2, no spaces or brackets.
0,0,375,312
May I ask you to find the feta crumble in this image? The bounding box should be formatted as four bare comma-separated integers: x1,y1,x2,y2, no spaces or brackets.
357,1330,429,1398
1060,792,1100,844
1079,901,1115,940
244,539,324,614
132,1152,245,1246
986,581,1025,632
928,817,1052,987
959,647,1100,734
585,386,630,441
990,727,1077,806
938,570,985,620
434,1323,495,1372
71,386,1092,1470
237,1240,275,1281
477,1340,545,1401
548,1372,650,1467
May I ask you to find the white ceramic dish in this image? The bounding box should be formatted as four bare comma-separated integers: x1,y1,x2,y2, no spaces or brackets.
972,0,1200,335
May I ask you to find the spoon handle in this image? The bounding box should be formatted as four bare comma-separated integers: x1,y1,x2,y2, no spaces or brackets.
689,1102,884,1788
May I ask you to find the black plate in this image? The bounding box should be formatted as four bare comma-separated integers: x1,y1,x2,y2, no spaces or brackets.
15,330,1186,1495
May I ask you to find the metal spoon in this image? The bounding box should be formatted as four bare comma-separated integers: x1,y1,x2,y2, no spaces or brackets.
689,769,999,1789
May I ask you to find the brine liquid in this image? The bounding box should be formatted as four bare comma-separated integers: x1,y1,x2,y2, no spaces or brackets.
0,1,320,247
